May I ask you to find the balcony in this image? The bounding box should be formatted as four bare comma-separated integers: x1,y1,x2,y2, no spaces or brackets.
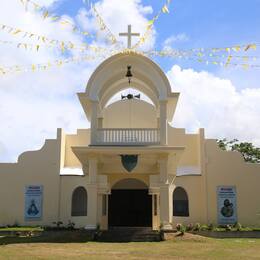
94,128,160,146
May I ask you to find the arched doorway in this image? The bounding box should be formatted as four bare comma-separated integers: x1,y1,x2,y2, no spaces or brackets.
108,178,152,227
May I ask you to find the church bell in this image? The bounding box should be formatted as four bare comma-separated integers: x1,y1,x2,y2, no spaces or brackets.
125,65,133,84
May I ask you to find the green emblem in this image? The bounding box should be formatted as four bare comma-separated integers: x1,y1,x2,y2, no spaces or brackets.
120,155,138,172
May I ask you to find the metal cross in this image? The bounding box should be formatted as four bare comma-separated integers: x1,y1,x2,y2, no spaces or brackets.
119,25,140,48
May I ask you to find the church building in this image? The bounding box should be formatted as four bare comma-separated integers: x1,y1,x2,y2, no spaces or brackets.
1,50,260,230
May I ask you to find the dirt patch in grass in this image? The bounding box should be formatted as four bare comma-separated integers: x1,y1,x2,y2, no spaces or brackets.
164,232,209,242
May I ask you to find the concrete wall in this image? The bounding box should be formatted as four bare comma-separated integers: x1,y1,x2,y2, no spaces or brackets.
1,98,260,229
64,129,90,167
103,99,157,128
0,131,62,226
205,140,260,227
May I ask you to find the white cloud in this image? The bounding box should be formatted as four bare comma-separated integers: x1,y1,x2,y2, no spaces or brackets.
167,65,260,146
0,0,92,162
163,33,189,48
76,0,155,50
0,0,157,162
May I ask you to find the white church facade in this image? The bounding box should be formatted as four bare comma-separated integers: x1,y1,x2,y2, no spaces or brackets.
1,51,260,230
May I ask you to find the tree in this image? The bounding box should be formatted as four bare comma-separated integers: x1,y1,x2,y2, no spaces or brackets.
217,138,260,163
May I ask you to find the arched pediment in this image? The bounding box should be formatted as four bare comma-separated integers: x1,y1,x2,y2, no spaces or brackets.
78,52,179,122
86,52,173,101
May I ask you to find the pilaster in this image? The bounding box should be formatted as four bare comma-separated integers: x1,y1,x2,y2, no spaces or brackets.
90,101,99,145
159,100,168,145
85,156,98,229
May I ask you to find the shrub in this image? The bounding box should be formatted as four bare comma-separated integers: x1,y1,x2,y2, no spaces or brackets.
234,222,242,231
53,221,63,228
67,220,75,230
208,223,214,231
225,224,232,231
193,223,201,231
200,224,209,231
176,223,186,235
186,223,194,231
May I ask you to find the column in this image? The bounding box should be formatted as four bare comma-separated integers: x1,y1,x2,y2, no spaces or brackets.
149,189,160,230
160,184,172,230
97,190,110,230
158,156,172,230
90,101,99,145
85,157,98,229
159,100,168,145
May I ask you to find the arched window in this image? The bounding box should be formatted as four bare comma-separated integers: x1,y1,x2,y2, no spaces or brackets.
71,187,87,216
173,187,189,217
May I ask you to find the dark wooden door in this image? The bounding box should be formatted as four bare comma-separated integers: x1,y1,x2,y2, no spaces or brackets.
108,189,152,227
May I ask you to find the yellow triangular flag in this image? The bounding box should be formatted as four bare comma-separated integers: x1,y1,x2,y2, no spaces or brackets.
242,64,249,69
244,44,256,51
13,29,21,35
147,20,155,25
225,47,230,52
243,56,249,62
43,11,49,19
61,42,65,53
225,55,232,67
232,45,241,52
51,16,59,21
162,5,169,13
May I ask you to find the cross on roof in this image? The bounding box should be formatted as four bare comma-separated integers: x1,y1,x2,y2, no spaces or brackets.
119,25,140,49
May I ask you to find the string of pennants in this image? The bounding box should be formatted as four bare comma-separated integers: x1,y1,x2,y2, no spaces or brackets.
0,0,259,76
1,45,259,75
0,43,258,75
132,0,172,49
20,0,95,38
0,23,107,53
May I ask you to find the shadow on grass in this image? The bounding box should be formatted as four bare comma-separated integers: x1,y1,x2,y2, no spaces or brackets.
0,232,95,245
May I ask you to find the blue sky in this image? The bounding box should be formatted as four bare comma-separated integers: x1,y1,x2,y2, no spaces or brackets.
52,0,260,88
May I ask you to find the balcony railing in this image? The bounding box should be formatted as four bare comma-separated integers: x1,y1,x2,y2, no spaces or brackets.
94,128,160,145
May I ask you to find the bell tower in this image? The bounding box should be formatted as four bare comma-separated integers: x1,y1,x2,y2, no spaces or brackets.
78,51,179,146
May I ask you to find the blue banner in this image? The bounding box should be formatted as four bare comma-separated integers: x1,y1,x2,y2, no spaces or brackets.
24,185,43,220
217,186,237,225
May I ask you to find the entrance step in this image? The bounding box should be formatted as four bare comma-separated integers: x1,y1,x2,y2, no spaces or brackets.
95,227,162,242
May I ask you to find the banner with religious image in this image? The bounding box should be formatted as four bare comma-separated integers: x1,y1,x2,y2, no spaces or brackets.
217,186,237,224
24,185,43,220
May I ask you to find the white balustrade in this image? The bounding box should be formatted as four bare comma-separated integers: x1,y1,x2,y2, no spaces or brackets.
94,128,160,145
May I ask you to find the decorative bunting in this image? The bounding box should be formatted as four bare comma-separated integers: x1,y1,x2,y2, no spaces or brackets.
19,0,95,39
132,0,172,50
0,1,258,76
0,53,108,75
92,5,119,46
0,25,107,53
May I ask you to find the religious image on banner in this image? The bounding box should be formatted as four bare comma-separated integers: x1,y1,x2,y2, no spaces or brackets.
217,186,237,224
24,185,43,220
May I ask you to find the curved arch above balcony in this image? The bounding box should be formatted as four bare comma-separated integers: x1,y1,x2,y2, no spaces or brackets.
78,52,179,123
86,52,173,102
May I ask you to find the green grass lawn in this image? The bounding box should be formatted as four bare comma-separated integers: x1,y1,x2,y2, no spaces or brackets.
1,234,260,259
